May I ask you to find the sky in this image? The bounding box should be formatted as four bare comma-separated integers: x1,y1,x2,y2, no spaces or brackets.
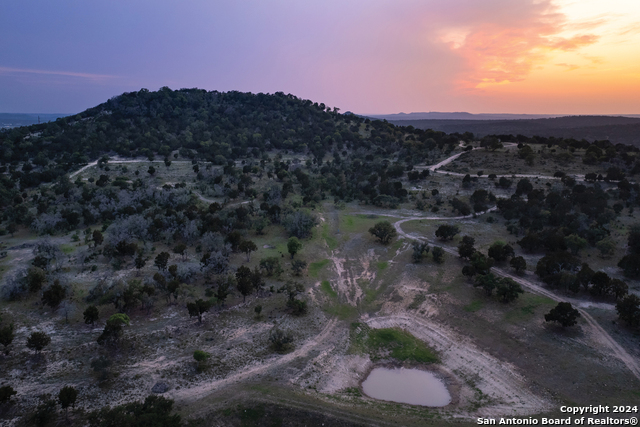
1,0,639,115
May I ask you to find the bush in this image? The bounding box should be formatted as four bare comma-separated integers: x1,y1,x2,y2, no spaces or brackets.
432,246,445,263
283,210,318,238
616,294,640,327
87,395,181,427
368,221,397,245
435,224,459,241
269,328,294,353
0,385,16,403
287,299,308,316
545,302,580,327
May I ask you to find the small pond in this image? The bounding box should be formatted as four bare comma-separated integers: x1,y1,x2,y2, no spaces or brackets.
361,367,451,406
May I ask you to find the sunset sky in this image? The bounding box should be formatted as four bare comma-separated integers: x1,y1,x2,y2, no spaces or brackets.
1,0,639,114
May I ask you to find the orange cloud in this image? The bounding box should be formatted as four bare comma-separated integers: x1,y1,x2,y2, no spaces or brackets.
445,0,601,89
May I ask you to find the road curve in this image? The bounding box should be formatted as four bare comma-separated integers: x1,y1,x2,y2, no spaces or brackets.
392,215,640,382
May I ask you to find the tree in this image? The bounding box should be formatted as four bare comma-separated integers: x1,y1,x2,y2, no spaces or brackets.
187,299,212,324
475,273,499,296
596,238,616,258
86,395,181,427
0,385,16,404
239,240,258,262
27,331,51,355
25,266,47,293
287,237,302,259
470,252,493,275
269,328,294,353
435,224,459,241
510,256,526,274
487,241,514,263
225,231,243,252
517,233,541,253
576,263,595,291
412,241,430,263
283,210,318,238
462,265,476,278
457,236,476,260
565,234,588,256
92,230,104,247
148,166,156,175
236,266,254,302
0,323,14,354
216,277,232,307
193,350,211,371
291,259,307,276
250,267,265,295
481,136,503,151
7,222,17,237
259,257,283,276
134,252,146,274
515,178,533,196
42,280,66,309
618,254,640,277
535,251,580,286
59,386,78,419
610,279,628,300
173,244,187,260
154,252,170,271
432,246,445,264
284,281,305,302
496,278,524,303
83,305,99,328
616,294,640,327
32,398,57,427
545,302,580,327
590,271,611,297
368,221,397,245
97,313,130,346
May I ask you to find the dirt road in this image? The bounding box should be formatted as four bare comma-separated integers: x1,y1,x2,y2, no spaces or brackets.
392,215,640,382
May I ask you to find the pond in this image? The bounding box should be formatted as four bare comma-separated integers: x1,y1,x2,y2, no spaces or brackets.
361,367,451,406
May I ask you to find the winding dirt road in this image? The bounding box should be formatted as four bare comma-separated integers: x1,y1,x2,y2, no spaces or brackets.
392,215,640,382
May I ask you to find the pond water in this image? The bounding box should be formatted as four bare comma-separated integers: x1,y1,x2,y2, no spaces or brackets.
361,367,451,406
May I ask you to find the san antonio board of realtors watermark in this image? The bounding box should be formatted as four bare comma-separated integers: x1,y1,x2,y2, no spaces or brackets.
477,405,638,425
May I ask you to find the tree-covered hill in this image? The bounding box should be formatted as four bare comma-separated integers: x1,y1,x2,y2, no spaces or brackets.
0,88,468,206
0,87,461,167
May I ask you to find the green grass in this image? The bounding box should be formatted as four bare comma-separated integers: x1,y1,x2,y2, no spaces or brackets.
325,303,358,320
407,293,426,310
368,328,439,363
320,280,337,298
308,259,330,278
321,223,338,250
463,299,484,312
60,244,75,254
238,404,266,426
390,238,404,252
376,261,388,271
341,214,377,233
504,293,556,323
362,286,380,305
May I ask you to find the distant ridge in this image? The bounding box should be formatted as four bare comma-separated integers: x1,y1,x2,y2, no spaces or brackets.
367,112,640,121
0,113,70,129
383,115,640,146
